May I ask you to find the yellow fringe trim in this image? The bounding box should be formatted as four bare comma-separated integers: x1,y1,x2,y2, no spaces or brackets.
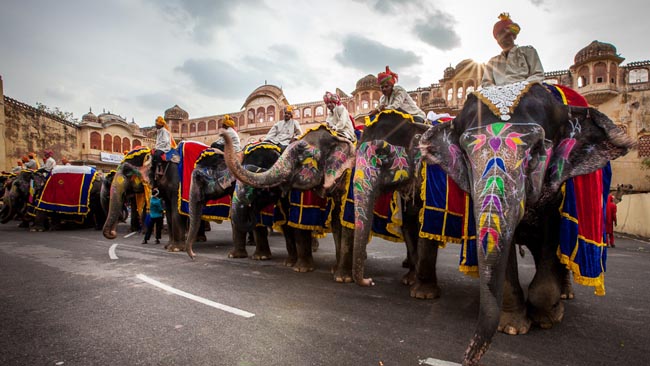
364,109,415,128
123,147,151,162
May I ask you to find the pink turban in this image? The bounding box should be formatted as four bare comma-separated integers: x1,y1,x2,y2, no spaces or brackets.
323,91,341,105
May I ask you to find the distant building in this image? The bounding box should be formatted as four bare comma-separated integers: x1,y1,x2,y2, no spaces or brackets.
1,40,649,190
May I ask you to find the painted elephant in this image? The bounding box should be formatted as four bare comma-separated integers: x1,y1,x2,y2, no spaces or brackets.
1,167,105,231
100,170,130,226
222,126,356,273
419,82,634,366
223,143,282,261
350,110,442,299
103,148,187,251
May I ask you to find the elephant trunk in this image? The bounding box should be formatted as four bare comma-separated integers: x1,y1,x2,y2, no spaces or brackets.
352,157,381,287
103,173,128,239
185,184,204,260
221,130,299,189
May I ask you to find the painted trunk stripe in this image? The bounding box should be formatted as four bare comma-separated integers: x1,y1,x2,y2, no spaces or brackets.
136,274,255,318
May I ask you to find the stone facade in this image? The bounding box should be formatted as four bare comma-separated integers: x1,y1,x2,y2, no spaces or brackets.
2,41,650,191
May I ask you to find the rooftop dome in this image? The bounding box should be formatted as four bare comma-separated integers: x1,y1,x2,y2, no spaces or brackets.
164,104,189,120
355,74,378,90
81,109,98,123
443,66,455,79
574,40,623,65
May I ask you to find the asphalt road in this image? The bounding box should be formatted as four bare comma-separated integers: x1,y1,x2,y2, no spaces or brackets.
1,220,649,366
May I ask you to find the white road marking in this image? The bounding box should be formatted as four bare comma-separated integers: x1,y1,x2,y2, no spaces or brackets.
108,244,119,260
418,358,461,366
136,274,255,318
124,232,138,238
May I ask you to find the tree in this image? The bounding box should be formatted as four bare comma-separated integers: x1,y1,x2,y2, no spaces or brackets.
35,102,79,123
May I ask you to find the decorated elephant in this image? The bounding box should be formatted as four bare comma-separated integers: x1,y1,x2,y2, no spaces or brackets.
1,166,105,231
419,81,634,366
100,170,130,226
222,125,355,273
349,110,444,299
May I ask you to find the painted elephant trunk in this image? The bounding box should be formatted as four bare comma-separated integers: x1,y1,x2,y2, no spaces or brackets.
352,155,381,287
221,130,301,189
103,173,128,239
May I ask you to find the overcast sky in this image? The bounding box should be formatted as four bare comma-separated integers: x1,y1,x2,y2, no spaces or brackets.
1,0,647,127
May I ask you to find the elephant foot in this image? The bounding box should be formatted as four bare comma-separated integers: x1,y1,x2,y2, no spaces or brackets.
529,300,564,330
409,280,441,300
292,258,315,273
196,235,207,242
498,308,531,335
228,248,248,259
165,244,185,252
284,257,297,267
401,269,416,286
30,227,46,232
251,251,272,260
560,278,575,300
401,256,409,268
312,238,319,252
333,266,353,283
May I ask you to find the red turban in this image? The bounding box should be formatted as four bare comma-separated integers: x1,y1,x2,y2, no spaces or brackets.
323,91,341,105
493,12,520,39
377,66,398,86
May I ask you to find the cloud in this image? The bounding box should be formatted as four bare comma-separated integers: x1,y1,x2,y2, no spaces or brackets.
44,86,75,102
413,14,461,51
175,58,260,98
134,92,179,111
354,0,419,13
334,35,421,72
150,0,263,43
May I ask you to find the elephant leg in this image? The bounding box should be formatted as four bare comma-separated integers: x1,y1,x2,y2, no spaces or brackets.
293,228,315,273
527,251,565,329
30,211,47,232
560,269,574,300
246,231,255,246
401,210,419,286
311,236,319,252
411,238,441,300
332,208,353,283
251,226,272,260
282,225,298,267
498,244,531,335
196,220,207,242
228,223,248,259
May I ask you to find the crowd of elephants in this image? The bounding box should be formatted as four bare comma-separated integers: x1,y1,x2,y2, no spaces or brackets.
1,83,635,366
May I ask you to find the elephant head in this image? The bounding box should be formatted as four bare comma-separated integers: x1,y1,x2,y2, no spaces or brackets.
221,125,355,194
351,111,430,286
1,170,47,224
419,83,634,366
102,148,151,239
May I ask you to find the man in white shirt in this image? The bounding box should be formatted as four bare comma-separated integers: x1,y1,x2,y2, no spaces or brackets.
481,13,544,87
213,115,242,152
372,66,426,122
323,91,356,142
263,106,302,149
42,150,56,173
152,116,175,179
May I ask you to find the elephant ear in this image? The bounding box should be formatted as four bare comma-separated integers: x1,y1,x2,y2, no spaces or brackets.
419,121,471,193
547,106,635,191
322,139,355,191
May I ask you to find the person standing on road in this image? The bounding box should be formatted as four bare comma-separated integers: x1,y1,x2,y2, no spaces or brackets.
606,194,618,248
142,188,164,245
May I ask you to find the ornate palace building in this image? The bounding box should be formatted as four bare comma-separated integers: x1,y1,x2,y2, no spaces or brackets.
1,40,649,189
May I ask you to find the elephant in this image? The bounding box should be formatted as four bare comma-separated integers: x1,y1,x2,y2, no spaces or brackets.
221,125,356,273
350,110,443,299
100,170,130,226
1,167,105,231
418,82,634,366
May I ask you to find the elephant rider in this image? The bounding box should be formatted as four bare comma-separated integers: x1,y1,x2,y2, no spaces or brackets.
262,105,302,150
212,114,242,153
371,66,426,123
152,116,176,179
41,150,57,173
12,160,23,173
481,12,544,87
25,153,39,170
323,91,356,142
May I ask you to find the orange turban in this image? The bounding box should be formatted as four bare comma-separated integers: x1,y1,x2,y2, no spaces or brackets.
284,106,294,113
493,12,520,38
155,116,166,127
223,114,235,128
377,66,398,86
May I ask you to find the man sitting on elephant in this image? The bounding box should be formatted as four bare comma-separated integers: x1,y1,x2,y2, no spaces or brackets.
212,114,242,153
152,116,176,180
481,12,544,87
323,91,356,142
262,106,302,150
371,66,426,122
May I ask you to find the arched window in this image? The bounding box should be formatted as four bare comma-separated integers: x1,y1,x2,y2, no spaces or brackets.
103,134,112,152
181,124,188,134
362,100,369,109
629,69,649,84
315,106,324,117
113,136,122,153
594,62,607,84
577,66,589,87
190,123,196,135
208,119,217,131
360,92,370,111
303,107,312,118
609,64,617,84
293,108,301,118
198,121,206,133
256,107,265,123
457,87,464,100
267,106,275,122
421,92,429,104
90,132,101,150
372,100,378,108
447,88,453,101
133,139,142,148
122,137,131,153
248,109,255,124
